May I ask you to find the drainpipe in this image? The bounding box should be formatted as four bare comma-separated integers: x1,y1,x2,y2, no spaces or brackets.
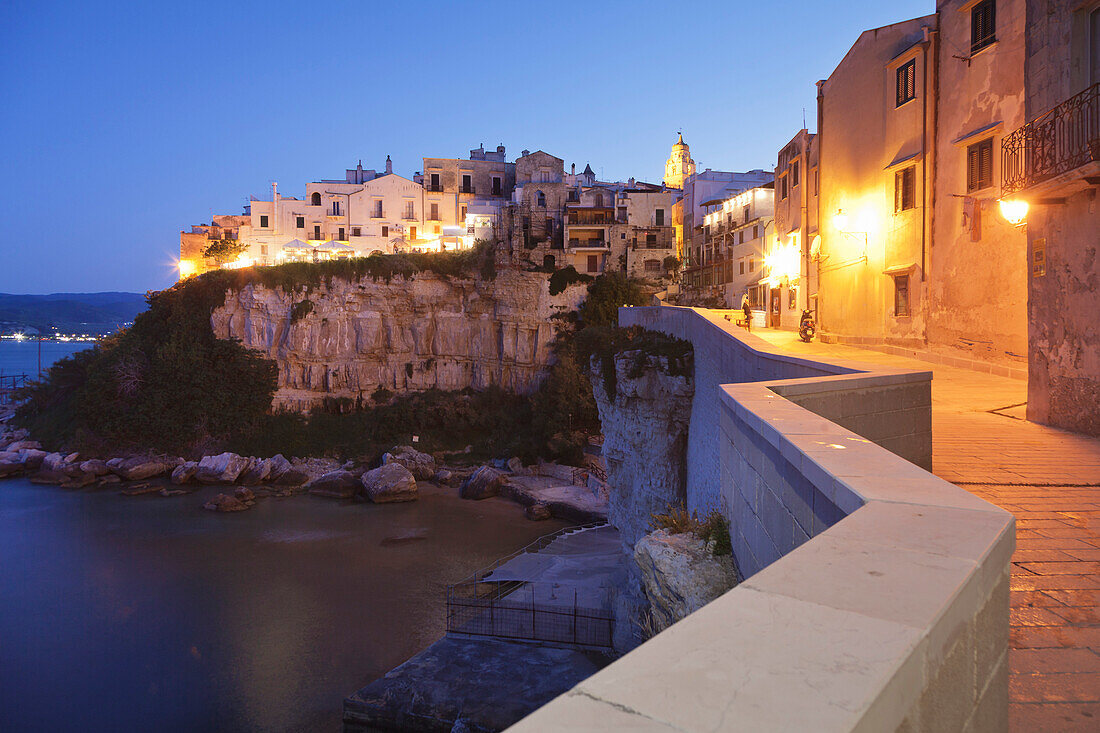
272,182,278,235
921,25,936,285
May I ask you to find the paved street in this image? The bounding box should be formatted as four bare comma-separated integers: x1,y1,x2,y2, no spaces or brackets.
752,327,1100,731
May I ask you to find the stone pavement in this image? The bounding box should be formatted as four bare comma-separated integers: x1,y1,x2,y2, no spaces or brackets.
752,328,1100,732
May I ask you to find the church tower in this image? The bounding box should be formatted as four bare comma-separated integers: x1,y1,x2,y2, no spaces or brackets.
663,132,695,189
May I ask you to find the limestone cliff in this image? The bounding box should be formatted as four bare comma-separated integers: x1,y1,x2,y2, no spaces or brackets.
212,269,586,411
633,528,739,633
591,349,693,547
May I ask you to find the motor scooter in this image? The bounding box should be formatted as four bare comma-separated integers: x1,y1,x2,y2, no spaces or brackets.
798,309,816,343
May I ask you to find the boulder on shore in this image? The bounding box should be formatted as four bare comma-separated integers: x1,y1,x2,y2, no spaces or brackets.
360,463,418,503
195,453,250,484
237,458,271,486
79,459,110,477
171,461,198,485
306,470,361,499
266,454,308,486
0,455,24,478
6,440,41,452
117,456,171,481
202,493,250,512
20,449,47,470
383,446,437,481
460,466,505,500
525,502,552,521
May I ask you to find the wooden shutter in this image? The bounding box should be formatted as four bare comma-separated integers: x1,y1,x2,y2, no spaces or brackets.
967,145,980,192
980,139,993,189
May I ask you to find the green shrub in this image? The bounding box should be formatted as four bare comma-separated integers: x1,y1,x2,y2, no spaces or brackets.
575,325,693,400
650,503,732,557
290,299,313,323
579,271,648,327
548,266,593,296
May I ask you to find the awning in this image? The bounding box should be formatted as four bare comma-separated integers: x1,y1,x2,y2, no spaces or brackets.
883,262,918,276
317,240,354,251
282,238,313,250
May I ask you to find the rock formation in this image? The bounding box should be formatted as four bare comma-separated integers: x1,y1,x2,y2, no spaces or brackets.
633,528,739,633
590,350,694,546
211,270,586,411
360,463,418,503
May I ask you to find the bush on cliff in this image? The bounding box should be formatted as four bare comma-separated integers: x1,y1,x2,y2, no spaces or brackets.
15,282,278,454
548,266,593,296
578,271,648,327
575,325,693,400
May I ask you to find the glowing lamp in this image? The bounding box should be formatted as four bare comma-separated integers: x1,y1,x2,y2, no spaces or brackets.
178,259,197,278
999,199,1029,226
833,209,849,233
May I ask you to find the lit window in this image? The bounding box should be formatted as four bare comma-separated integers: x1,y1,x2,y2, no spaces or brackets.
895,166,916,212
896,59,916,107
967,139,994,192
971,0,996,54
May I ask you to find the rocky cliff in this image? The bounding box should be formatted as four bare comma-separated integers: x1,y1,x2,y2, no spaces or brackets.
591,349,694,547
212,269,586,411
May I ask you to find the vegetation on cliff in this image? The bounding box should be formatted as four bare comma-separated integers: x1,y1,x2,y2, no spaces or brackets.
576,325,693,400
14,261,666,464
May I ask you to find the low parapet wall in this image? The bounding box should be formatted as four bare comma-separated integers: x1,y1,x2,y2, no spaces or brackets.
510,307,1014,732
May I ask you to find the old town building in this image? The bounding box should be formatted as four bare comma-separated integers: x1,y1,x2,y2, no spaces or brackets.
663,133,695,189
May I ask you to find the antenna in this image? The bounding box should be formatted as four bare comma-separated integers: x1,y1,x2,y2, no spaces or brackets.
802,108,806,129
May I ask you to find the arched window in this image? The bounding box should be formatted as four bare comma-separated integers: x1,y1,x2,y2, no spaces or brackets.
311,192,321,206
536,190,546,207
595,193,604,207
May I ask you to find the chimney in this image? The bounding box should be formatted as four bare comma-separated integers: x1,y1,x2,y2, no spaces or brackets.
522,149,530,157
385,155,392,175
571,163,576,175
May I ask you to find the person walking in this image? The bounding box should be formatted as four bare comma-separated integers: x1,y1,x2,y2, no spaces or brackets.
741,295,752,332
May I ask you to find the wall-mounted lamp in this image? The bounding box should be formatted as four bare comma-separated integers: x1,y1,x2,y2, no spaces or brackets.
833,208,850,233
998,199,1029,227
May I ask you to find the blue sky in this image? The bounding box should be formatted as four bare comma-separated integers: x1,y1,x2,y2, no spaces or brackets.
0,0,933,294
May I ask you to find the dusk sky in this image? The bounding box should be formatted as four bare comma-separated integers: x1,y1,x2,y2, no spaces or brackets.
0,0,932,294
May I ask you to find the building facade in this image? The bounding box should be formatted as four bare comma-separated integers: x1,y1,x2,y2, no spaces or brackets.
1005,0,1100,434
663,133,696,189
772,130,819,329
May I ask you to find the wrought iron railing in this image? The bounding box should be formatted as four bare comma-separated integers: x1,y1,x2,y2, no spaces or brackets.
0,374,30,405
1002,83,1100,196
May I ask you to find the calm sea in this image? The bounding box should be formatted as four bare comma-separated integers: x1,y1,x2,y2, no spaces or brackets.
0,340,95,378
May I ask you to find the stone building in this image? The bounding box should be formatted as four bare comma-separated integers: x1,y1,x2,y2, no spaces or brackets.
422,143,516,243
679,168,775,272
506,150,567,268
1003,0,1100,434
773,130,819,329
178,214,249,277
816,14,938,347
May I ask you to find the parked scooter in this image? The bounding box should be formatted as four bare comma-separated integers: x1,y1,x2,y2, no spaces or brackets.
798,309,816,343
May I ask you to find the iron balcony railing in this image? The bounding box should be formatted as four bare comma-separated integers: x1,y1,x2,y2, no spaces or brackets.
1002,82,1100,196
459,185,476,194
424,183,444,192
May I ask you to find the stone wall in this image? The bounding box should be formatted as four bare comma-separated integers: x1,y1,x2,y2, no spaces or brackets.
211,269,586,411
509,306,1013,732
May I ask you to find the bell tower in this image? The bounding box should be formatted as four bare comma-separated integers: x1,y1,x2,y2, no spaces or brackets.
663,132,695,189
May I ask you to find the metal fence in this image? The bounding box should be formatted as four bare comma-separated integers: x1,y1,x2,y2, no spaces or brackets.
446,581,614,648
1002,82,1100,196
0,374,29,406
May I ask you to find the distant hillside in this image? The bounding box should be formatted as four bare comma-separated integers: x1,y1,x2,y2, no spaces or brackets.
0,292,147,334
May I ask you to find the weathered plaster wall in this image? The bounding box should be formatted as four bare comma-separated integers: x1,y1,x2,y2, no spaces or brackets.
1021,0,1100,435
212,270,585,411
928,0,1028,365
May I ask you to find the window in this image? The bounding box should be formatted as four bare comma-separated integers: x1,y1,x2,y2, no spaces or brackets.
739,260,745,275
788,287,797,310
260,244,268,256
644,259,661,272
429,203,439,220
967,138,994,192
260,215,269,228
382,225,389,237
536,190,546,207
894,274,910,317
752,225,759,239
587,254,599,273
780,175,788,199
430,173,440,190
971,0,996,54
646,233,657,247
492,176,502,196
545,218,554,236
373,200,383,218
895,166,916,212
460,204,467,222
296,216,304,228
790,162,799,187
332,201,342,216
409,226,417,240
311,192,321,206
313,225,321,239
595,193,604,207
655,209,665,225
739,230,745,245
338,227,345,240
461,174,472,193
403,201,414,219
748,257,755,272
896,59,916,107
352,227,361,236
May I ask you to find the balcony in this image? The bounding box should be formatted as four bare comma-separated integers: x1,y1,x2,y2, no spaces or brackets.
458,185,476,194
567,212,614,226
1002,83,1100,198
567,238,609,250
401,214,417,221
424,183,444,192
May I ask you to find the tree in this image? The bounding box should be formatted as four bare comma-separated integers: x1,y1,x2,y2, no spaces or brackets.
202,238,248,265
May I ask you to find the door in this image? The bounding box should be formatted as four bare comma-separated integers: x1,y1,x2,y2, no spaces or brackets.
769,289,781,328
587,254,599,273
